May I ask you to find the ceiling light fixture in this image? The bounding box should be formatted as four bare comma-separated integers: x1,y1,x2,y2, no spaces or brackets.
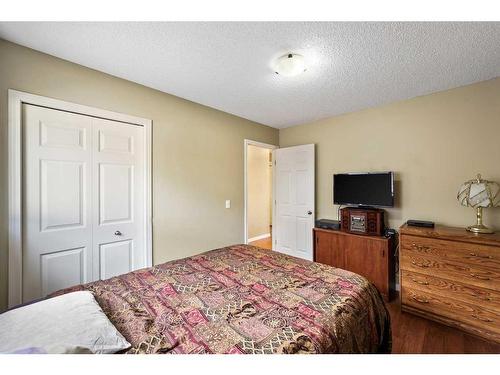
273,53,306,77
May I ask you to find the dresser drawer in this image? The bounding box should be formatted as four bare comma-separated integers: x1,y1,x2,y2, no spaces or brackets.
400,252,500,291
402,287,500,334
402,235,500,271
401,270,500,313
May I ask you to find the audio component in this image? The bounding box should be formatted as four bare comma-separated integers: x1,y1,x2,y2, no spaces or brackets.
315,219,341,231
407,219,435,228
341,207,385,236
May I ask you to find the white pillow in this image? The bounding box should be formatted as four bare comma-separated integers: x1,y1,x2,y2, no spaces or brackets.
0,291,130,354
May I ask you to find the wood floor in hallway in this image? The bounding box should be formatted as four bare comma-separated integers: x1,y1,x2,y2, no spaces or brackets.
249,236,272,250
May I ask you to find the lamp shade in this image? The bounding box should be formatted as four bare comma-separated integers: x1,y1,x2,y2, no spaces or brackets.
457,174,500,208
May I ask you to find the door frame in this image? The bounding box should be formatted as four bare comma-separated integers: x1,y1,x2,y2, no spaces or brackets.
8,89,153,308
243,139,278,247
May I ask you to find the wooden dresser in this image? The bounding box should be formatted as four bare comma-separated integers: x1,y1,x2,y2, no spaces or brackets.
400,224,500,343
314,228,395,301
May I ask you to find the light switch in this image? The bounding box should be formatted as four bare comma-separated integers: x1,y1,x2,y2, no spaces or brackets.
225,200,231,209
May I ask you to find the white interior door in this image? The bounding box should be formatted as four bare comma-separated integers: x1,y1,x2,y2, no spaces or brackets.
274,144,315,260
22,104,147,303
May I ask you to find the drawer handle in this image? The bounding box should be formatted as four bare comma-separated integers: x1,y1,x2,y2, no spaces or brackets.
411,278,429,286
471,314,493,323
469,252,493,259
412,296,429,304
470,273,491,281
411,243,431,251
411,261,430,268
472,293,492,301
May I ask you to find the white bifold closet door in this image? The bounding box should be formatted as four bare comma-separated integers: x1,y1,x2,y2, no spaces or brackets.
22,104,146,303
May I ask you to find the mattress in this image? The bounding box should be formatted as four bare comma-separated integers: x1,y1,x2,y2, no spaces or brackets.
53,244,391,354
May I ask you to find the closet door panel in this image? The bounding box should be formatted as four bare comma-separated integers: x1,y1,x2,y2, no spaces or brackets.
41,247,87,296
22,104,93,303
99,240,133,280
99,163,134,224
92,118,145,281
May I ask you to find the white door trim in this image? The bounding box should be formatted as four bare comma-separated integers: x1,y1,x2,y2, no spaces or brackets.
8,89,153,308
243,139,278,246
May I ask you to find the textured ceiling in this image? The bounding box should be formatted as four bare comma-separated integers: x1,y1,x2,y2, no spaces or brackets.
0,22,499,128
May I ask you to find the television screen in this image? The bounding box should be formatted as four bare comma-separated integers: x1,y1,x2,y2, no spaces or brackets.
333,172,394,207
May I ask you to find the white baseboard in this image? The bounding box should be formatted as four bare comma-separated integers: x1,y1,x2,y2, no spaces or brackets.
248,233,271,243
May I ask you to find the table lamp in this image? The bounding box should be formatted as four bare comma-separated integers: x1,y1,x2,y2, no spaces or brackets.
457,174,499,234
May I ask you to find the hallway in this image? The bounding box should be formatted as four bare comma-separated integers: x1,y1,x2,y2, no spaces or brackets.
249,236,272,250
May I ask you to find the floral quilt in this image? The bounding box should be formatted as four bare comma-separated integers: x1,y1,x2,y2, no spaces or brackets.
54,245,391,354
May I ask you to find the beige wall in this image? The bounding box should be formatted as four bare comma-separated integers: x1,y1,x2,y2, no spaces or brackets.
0,39,278,311
280,78,500,232
247,145,272,239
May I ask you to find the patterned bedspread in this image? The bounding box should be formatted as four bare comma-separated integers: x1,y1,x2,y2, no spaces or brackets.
54,245,391,354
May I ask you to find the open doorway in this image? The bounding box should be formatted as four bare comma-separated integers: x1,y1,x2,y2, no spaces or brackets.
244,140,277,250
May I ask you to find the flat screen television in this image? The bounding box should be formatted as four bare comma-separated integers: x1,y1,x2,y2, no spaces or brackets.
333,172,394,207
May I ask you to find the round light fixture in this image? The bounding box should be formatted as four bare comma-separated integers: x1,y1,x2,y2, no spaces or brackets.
273,53,306,77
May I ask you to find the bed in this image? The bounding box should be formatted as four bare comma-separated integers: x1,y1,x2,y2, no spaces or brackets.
52,244,391,354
